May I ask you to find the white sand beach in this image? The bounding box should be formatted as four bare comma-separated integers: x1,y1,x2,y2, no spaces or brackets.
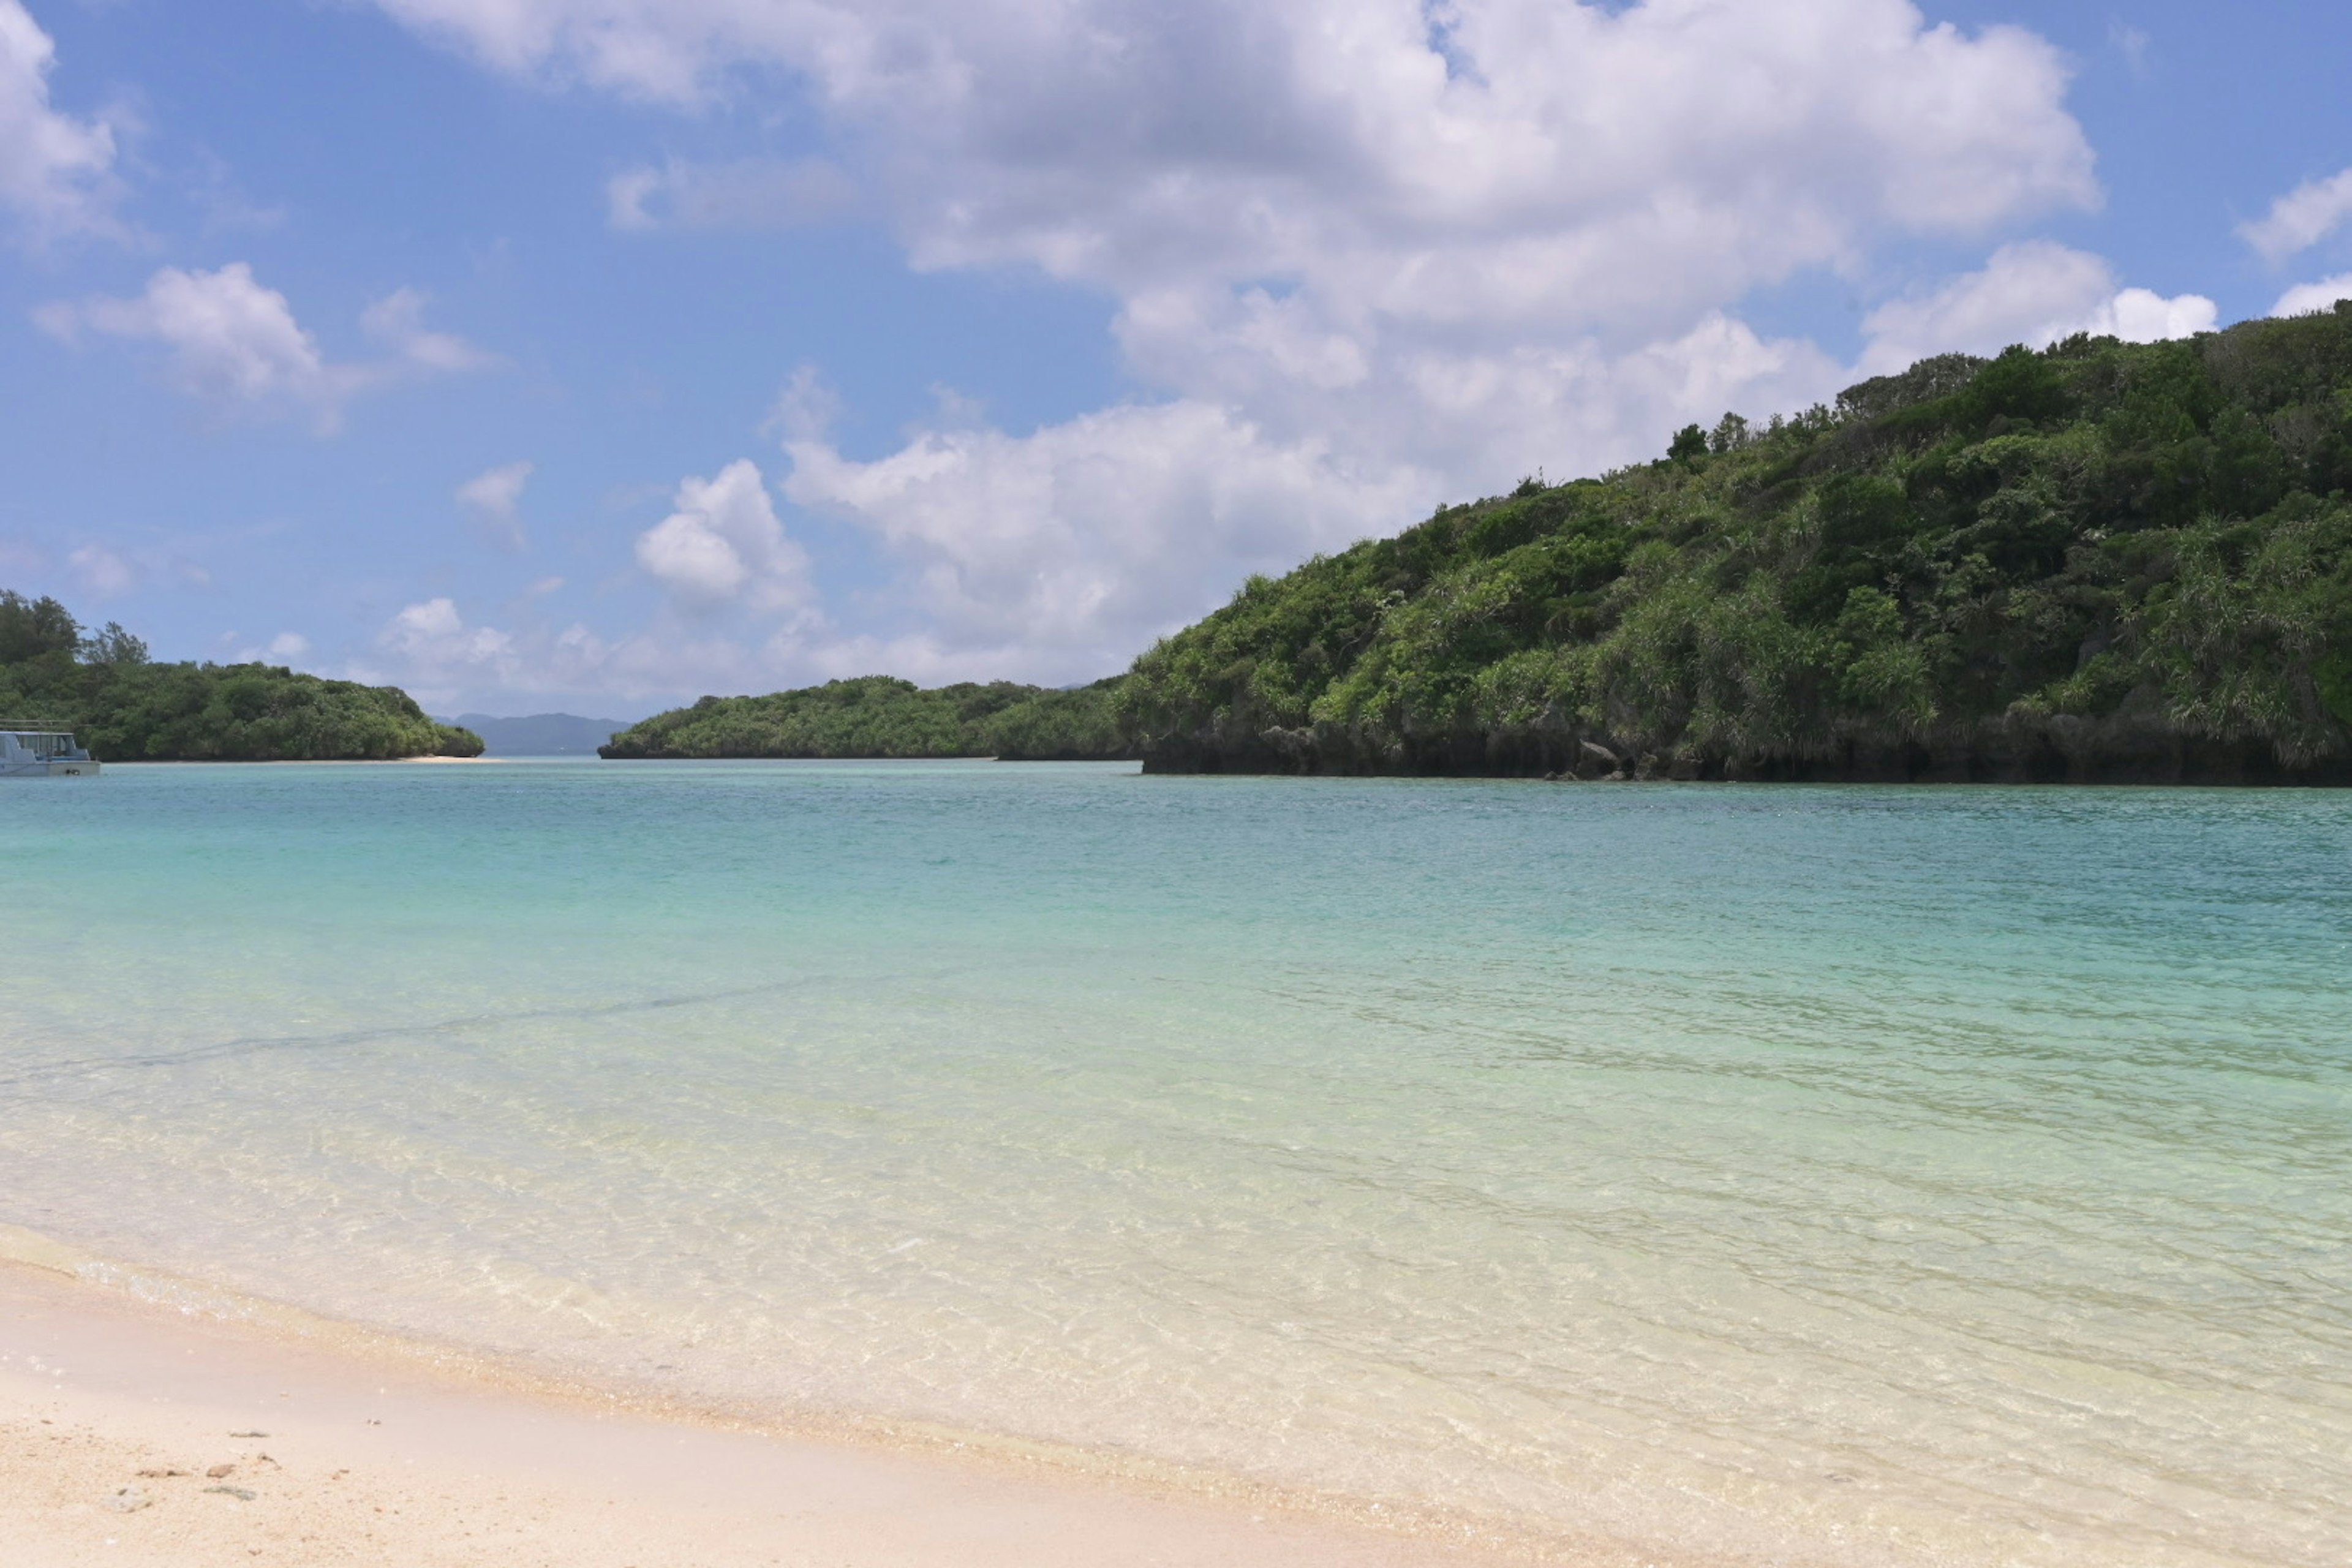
0,1256,1581,1568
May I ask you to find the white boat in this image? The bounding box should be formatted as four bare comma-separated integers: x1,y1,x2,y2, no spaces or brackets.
0,725,100,777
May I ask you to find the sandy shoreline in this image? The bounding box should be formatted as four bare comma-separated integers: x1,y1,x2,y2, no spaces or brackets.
0,1245,1608,1568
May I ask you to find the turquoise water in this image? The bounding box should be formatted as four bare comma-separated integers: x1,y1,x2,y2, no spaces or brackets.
2,761,2348,1564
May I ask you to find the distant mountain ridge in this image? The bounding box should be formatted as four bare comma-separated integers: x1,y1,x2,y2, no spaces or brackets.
445,712,631,755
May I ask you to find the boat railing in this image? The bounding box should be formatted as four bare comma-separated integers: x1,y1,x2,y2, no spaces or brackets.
0,724,89,760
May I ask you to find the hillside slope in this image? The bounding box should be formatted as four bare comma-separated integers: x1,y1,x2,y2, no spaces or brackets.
1121,305,2352,783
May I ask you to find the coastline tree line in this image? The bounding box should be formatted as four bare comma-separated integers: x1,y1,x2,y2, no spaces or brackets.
0,594,481,761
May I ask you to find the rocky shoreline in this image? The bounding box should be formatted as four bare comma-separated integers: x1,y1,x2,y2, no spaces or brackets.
1140,713,2352,785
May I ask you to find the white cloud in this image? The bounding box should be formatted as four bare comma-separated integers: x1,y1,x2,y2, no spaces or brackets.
635,459,812,612
2108,22,2152,80
377,597,521,693
1860,242,2214,374
2097,286,2218,342
762,363,842,444
607,156,861,231
361,287,501,372
235,630,313,664
762,311,1851,679
59,540,219,599
41,263,328,402
2272,274,2352,318
0,0,117,238
783,398,1430,669
364,595,778,709
67,542,135,597
379,0,2095,335
36,265,493,427
456,459,535,549
385,596,485,652
2240,167,2352,264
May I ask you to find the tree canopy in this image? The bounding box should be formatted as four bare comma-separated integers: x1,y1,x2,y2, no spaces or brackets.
599,675,1128,760
0,592,482,761
1118,304,2352,783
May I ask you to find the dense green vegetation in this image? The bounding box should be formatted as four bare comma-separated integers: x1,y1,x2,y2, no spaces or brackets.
0,591,482,761
598,675,1128,760
1121,304,2352,782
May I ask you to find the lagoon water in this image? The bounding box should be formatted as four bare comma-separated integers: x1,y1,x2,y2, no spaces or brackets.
3,761,2347,1564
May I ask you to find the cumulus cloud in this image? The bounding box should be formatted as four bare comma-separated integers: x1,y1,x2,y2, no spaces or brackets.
366,595,780,709
36,265,492,426
361,287,501,372
377,4,2098,441
378,0,2094,324
1860,242,2214,374
456,459,535,549
2272,274,2352,318
635,459,812,612
0,0,118,238
40,263,329,401
234,630,312,664
377,597,521,695
67,542,135,597
2240,167,2352,264
763,311,1852,674
783,398,1430,668
364,599,752,712
2095,287,2219,342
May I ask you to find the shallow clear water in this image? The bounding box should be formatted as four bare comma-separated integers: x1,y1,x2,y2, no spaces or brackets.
3,761,2348,1564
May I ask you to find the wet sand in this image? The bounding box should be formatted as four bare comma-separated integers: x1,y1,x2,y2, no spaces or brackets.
0,1257,1573,1568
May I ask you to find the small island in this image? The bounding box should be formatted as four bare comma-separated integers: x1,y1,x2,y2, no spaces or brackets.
0,592,481,762
597,674,1126,761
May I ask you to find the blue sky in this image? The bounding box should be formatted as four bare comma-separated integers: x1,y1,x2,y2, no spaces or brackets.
1,0,2347,717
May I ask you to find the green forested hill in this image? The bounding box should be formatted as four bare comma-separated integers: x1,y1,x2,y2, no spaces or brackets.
592,304,2352,783
1121,304,2352,783
0,593,482,761
598,675,1128,760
